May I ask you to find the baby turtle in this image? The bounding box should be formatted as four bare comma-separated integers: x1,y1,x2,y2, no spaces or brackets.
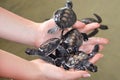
64,44,99,72
48,0,77,34
81,13,108,37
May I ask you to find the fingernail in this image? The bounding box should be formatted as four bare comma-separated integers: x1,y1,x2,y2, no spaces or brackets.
100,54,104,58
83,74,91,78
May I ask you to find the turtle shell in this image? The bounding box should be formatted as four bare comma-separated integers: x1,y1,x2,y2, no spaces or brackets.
53,7,77,29
62,29,83,49
39,38,61,56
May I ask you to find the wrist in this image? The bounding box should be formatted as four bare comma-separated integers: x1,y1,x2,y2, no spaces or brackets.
34,22,46,48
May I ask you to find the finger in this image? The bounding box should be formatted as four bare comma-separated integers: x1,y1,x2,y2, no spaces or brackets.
80,23,100,33
73,21,85,29
83,37,109,45
64,70,91,80
80,44,104,53
89,53,103,64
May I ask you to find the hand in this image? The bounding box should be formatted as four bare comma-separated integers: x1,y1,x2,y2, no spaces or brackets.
31,59,90,80
31,19,109,80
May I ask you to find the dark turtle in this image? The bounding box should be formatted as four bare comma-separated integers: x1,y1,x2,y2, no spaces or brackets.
81,13,108,37
61,28,88,53
65,44,99,72
48,0,77,34
25,38,61,63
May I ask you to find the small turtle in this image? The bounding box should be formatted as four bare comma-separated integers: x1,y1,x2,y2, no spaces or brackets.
81,13,108,37
65,44,99,72
25,38,61,63
48,0,77,34
61,28,88,53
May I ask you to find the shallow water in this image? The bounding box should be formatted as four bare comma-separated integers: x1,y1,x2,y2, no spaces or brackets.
0,0,120,80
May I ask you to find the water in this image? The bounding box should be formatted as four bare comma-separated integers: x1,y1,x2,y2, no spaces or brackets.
0,0,120,80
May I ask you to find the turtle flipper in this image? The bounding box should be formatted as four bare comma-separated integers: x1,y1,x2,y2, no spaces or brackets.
88,44,99,59
25,48,45,56
93,13,102,23
81,33,88,41
48,27,59,34
88,29,99,37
